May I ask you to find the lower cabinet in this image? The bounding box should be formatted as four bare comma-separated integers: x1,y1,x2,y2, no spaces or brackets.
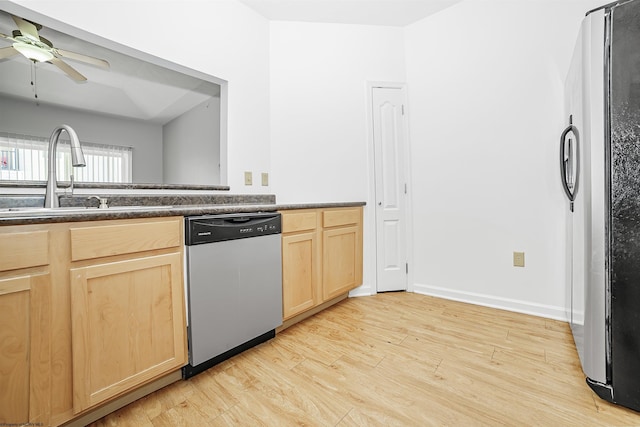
282,230,320,319
281,207,363,322
70,252,186,413
323,224,363,300
0,273,50,425
0,228,51,426
67,217,187,415
0,217,187,426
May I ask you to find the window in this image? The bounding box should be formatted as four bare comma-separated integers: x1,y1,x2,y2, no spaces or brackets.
0,149,18,171
0,132,132,183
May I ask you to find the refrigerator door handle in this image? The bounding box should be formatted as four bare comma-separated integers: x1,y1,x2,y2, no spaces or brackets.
560,124,580,202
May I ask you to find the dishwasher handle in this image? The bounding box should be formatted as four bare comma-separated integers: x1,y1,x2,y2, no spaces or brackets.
225,216,253,223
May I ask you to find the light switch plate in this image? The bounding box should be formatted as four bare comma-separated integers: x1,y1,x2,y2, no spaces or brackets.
244,171,252,186
261,172,269,186
513,251,525,267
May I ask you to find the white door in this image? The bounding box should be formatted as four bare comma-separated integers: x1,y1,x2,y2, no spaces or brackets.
372,86,408,292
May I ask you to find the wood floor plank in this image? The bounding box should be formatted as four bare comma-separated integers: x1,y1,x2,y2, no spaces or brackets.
274,325,343,366
372,364,517,426
432,358,586,426
300,317,393,367
296,355,446,426
181,371,234,419
238,349,352,424
250,337,307,371
89,293,640,426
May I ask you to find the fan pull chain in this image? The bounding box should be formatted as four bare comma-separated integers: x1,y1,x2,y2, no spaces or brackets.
30,61,39,105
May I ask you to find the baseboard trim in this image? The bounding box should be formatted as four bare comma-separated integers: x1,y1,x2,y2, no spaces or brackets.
413,283,568,321
349,284,375,297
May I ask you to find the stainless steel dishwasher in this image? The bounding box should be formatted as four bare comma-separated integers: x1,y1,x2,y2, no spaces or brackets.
182,212,282,378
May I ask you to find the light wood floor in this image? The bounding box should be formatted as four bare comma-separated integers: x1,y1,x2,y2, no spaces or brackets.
90,292,640,426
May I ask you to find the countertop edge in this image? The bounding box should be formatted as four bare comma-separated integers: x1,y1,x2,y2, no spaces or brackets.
276,202,366,210
0,202,366,226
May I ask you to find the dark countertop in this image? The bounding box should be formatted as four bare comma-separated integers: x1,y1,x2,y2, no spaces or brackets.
0,201,366,226
0,193,276,209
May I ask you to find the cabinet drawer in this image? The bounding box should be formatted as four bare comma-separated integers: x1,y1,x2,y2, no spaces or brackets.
0,230,49,271
70,218,182,261
282,210,318,233
322,208,361,228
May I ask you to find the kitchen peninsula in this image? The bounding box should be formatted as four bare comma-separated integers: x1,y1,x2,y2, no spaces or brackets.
0,196,364,427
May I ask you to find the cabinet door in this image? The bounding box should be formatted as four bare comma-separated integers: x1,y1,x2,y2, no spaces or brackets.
282,231,320,320
70,252,186,413
0,274,50,425
322,225,363,301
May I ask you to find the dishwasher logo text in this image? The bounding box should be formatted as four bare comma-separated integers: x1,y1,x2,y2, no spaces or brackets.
197,232,212,236
240,228,253,233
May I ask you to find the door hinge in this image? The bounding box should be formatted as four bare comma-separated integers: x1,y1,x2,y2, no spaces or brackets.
404,183,407,194
406,263,408,274
401,105,405,115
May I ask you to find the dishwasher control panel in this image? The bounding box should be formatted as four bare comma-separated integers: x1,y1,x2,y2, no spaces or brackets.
185,212,281,245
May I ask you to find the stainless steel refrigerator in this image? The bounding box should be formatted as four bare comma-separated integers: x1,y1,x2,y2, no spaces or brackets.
562,0,640,412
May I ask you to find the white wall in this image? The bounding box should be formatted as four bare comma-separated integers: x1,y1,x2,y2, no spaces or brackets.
0,95,162,182
270,21,405,203
269,21,406,295
6,0,270,192
163,97,221,185
405,0,604,319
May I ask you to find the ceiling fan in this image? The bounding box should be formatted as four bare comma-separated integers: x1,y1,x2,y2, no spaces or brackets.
0,15,109,82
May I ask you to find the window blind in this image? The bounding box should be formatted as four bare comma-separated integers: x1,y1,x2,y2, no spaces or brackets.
0,132,132,183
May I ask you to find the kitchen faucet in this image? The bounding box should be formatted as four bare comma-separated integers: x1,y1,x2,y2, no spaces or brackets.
44,124,86,208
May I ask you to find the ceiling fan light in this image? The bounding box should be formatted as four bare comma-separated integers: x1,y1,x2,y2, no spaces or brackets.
13,42,53,62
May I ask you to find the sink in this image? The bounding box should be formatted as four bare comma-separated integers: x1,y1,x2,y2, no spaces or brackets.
103,205,174,210
0,206,96,214
0,205,175,216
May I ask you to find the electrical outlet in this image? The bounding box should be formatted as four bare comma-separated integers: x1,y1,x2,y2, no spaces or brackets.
244,171,253,186
513,251,525,267
261,172,269,186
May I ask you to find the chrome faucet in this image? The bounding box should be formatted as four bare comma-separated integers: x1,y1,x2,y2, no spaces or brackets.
44,124,86,208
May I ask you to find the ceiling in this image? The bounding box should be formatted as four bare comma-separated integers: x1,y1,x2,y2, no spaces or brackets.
0,1,458,123
238,0,462,26
0,9,220,125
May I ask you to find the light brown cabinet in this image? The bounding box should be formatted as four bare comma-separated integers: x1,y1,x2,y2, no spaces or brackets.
321,208,363,301
0,229,51,426
281,211,320,319
280,207,363,324
0,217,187,426
68,217,187,414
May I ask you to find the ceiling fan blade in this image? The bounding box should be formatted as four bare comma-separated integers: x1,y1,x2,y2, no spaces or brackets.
0,32,17,43
50,57,87,82
0,46,19,59
12,15,39,42
56,48,109,69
